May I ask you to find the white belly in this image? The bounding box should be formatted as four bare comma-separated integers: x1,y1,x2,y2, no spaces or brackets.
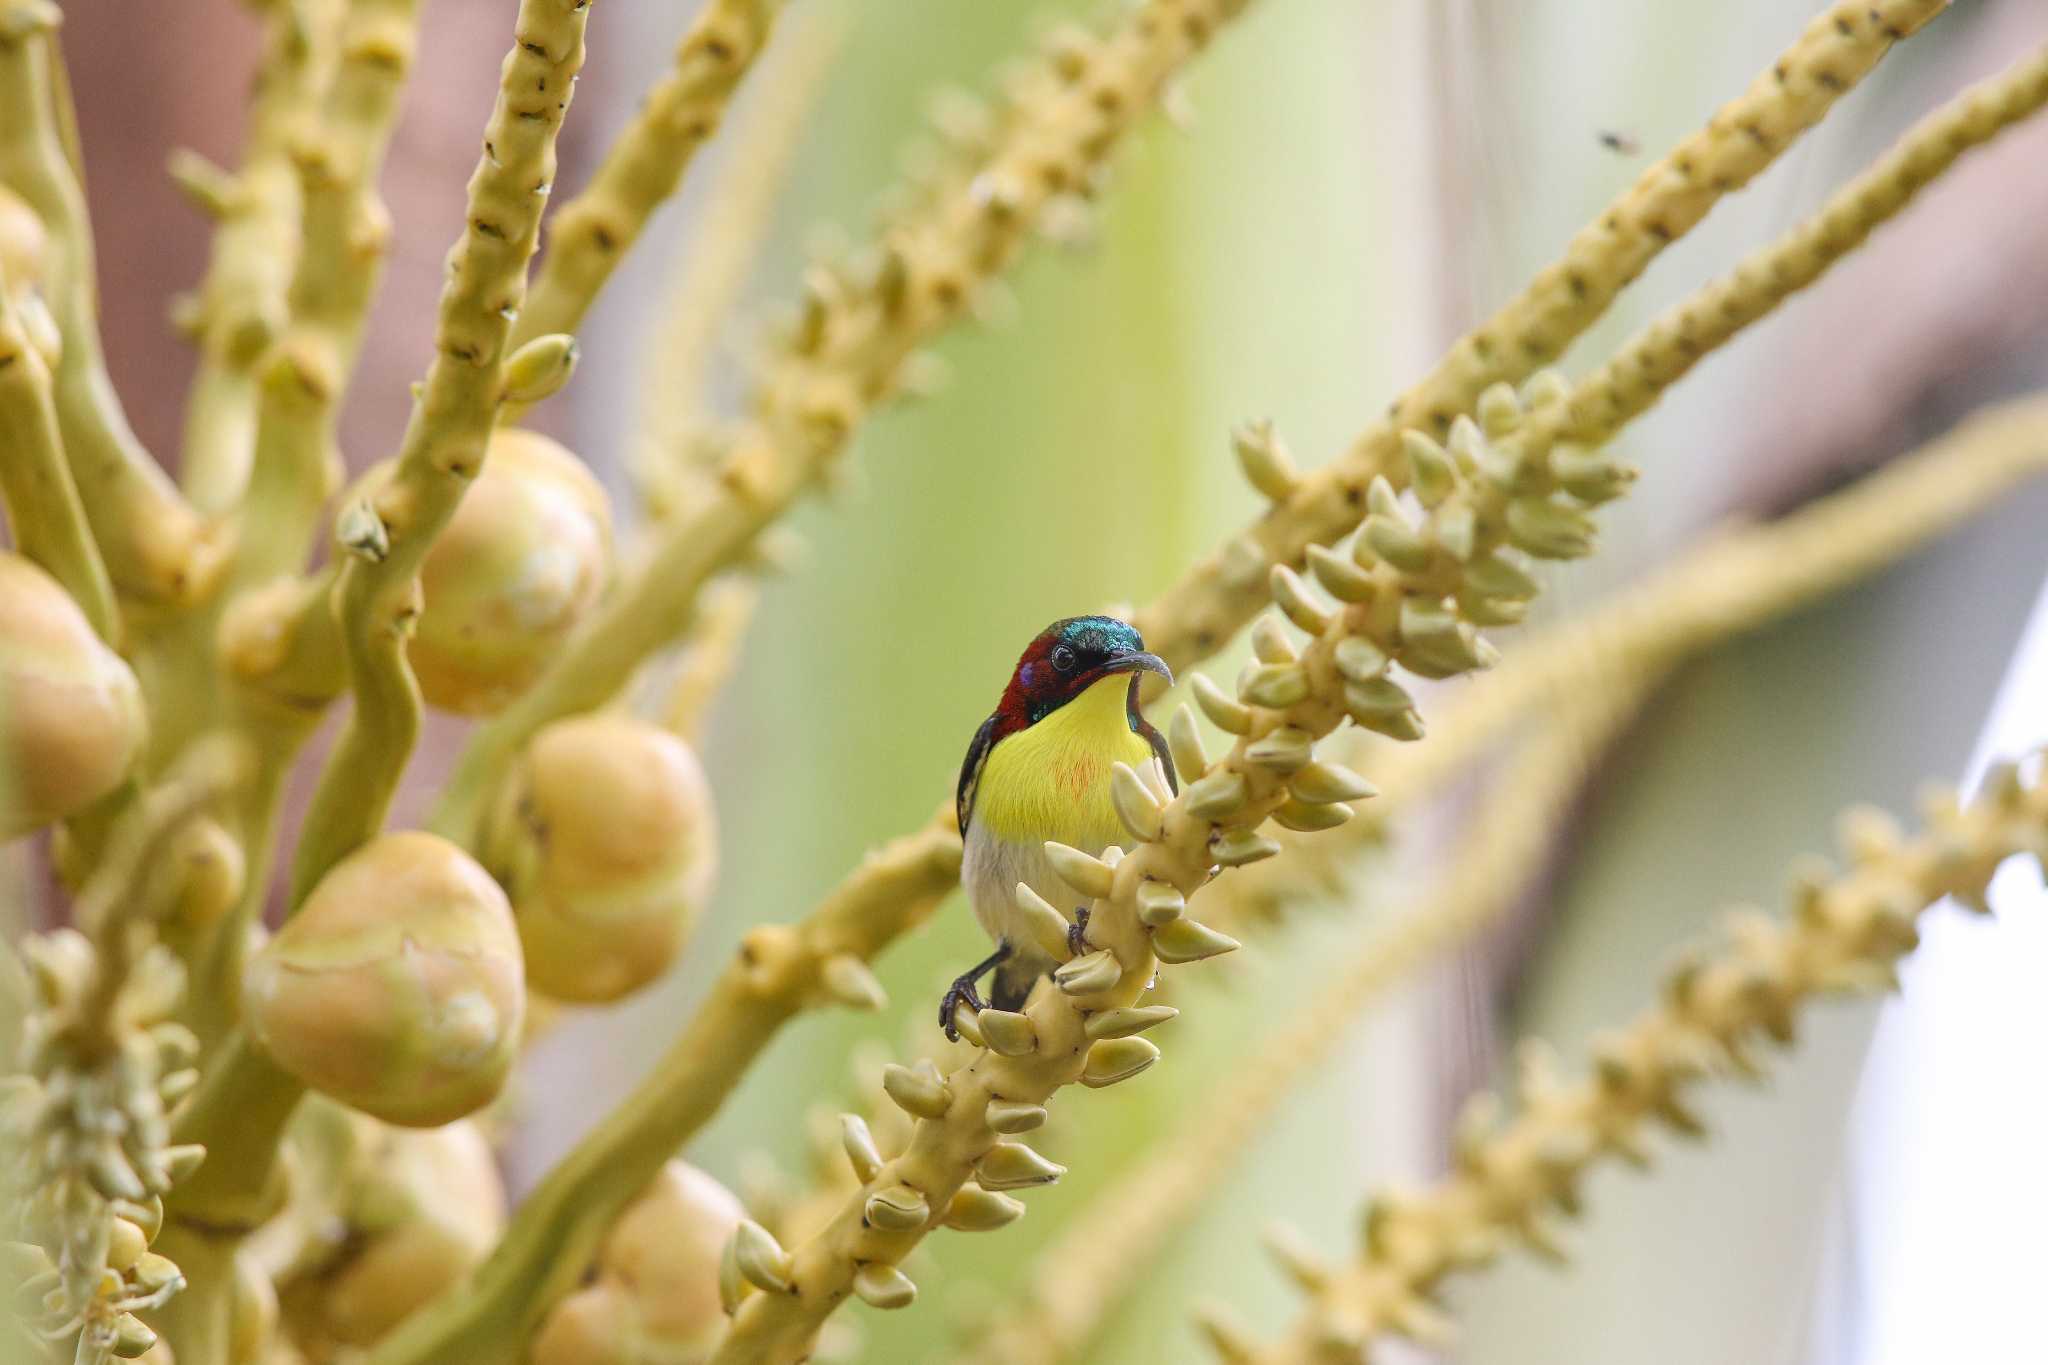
962,818,1120,979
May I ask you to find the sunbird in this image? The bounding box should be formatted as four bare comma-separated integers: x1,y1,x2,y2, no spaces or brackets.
946,616,1176,1038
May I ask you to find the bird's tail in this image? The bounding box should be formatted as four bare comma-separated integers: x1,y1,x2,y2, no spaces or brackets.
990,953,1047,1013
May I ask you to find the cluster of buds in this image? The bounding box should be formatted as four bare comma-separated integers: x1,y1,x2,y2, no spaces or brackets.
2,931,203,1363
1212,762,2048,1363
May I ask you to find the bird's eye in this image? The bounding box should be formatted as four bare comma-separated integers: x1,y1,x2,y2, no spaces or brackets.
1050,645,1077,672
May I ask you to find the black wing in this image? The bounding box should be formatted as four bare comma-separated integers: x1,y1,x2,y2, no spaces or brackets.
955,714,999,835
1134,714,1179,794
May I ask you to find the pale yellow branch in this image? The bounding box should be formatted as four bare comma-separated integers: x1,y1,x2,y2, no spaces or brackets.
289,0,592,906
176,0,340,515
701,352,1612,1365
0,0,223,608
1241,767,2048,1363
1128,0,1952,678
634,5,844,520
662,575,762,741
1212,393,2048,932
232,0,419,587
507,0,785,370
428,0,1255,845
1503,38,2048,474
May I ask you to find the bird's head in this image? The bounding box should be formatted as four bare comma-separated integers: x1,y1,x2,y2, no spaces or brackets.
996,616,1172,727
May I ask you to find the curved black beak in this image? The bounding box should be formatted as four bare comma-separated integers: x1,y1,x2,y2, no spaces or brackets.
1103,650,1172,686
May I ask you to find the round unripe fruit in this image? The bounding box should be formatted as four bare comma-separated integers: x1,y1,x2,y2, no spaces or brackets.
531,1161,742,1365
315,1119,506,1347
482,716,717,1003
0,552,146,838
244,832,524,1126
358,428,610,715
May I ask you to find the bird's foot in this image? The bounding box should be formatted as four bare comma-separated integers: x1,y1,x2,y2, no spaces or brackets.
940,974,988,1042
1067,905,1092,958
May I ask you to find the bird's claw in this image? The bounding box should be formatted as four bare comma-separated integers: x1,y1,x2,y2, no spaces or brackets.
940,975,987,1042
1067,905,1091,958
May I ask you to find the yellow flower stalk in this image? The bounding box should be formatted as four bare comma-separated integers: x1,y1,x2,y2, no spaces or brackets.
1494,39,2048,483
1126,0,1952,674
632,5,843,521
662,577,763,742
508,0,784,368
1229,764,2048,1364
1212,392,2048,932
157,3,595,1349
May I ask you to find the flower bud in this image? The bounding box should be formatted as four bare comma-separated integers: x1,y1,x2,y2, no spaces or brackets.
482,716,717,1003
532,1161,742,1365
165,816,245,933
0,185,46,294
244,831,524,1126
356,428,611,715
0,552,147,838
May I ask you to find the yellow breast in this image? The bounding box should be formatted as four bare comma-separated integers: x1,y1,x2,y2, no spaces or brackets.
973,675,1156,849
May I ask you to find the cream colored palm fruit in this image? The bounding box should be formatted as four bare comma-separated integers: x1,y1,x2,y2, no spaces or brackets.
531,1160,744,1365
296,1119,506,1350
243,831,526,1126
481,714,718,1003
351,427,612,715
0,552,146,838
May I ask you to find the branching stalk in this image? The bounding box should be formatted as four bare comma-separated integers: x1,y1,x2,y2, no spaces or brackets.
1214,393,2048,930
1126,0,1953,676
289,0,593,905
429,0,1260,845
232,0,420,586
1237,766,2048,1363
175,0,340,514
160,6,597,1345
506,0,784,377
0,0,221,607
